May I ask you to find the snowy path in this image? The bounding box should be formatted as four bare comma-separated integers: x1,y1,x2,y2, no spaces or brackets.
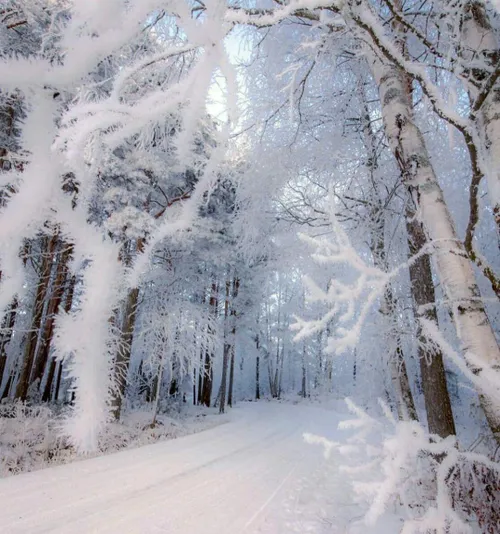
0,402,377,534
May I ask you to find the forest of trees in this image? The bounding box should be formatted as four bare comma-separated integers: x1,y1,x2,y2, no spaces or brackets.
0,0,499,531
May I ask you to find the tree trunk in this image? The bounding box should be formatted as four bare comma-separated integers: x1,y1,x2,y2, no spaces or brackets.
201,343,213,407
367,181,418,421
0,94,16,171
0,296,18,389
277,345,285,399
370,53,500,440
255,332,261,400
227,278,239,408
228,345,235,407
352,349,356,384
52,362,63,402
197,339,204,405
378,277,418,422
358,72,418,422
406,202,456,438
31,242,72,391
267,358,275,398
219,343,229,414
301,342,307,398
15,234,57,401
271,338,281,399
219,280,231,414
110,286,140,420
201,282,218,407
151,360,164,427
1,375,12,401
45,274,75,403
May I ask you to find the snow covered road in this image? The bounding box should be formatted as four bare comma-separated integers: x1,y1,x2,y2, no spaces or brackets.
0,402,354,534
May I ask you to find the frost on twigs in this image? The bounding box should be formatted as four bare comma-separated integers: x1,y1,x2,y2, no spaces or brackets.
291,205,390,355
306,398,500,533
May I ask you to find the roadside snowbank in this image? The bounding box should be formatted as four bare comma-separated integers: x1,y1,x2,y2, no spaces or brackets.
0,401,229,477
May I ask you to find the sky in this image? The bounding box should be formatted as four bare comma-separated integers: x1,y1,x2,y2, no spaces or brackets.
207,26,255,124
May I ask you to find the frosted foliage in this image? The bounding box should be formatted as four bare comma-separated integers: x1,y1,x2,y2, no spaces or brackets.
0,3,499,531
292,207,392,355
306,399,500,533
138,299,220,388
0,0,238,452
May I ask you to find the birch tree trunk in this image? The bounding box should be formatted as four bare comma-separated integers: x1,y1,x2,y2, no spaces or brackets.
369,53,500,440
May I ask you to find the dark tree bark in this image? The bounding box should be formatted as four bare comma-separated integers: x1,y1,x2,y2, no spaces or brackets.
15,234,57,401
110,286,140,420
45,275,75,403
1,375,12,401
53,361,64,402
31,242,72,392
197,340,204,405
196,292,207,406
301,342,307,398
201,282,218,407
0,296,18,389
228,345,235,407
353,350,357,384
219,279,231,414
406,204,456,438
227,278,239,407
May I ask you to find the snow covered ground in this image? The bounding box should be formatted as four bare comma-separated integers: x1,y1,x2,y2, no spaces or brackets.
0,402,403,533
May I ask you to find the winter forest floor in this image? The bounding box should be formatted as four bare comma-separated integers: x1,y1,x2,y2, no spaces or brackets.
0,401,403,534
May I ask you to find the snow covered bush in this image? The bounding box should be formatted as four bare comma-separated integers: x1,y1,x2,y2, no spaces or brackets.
0,401,64,476
0,401,226,477
306,399,500,533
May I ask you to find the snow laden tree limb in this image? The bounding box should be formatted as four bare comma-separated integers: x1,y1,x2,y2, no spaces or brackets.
307,398,500,532
225,1,340,28
0,0,166,90
470,63,500,117
291,204,437,355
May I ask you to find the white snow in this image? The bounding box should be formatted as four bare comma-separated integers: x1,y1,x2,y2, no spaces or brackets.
0,402,402,534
